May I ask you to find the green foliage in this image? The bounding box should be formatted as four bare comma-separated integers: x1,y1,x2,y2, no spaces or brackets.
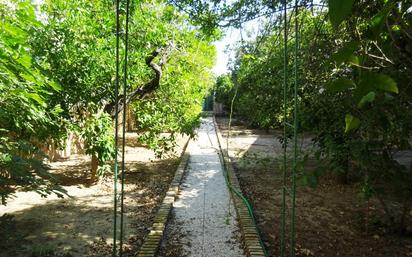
33,0,216,157
327,78,356,93
214,74,234,106
32,0,116,111
128,1,216,156
327,0,355,28
327,2,412,225
219,10,334,129
344,114,360,133
167,0,284,30
81,112,115,175
1,0,216,202
357,91,376,108
0,0,66,204
358,72,398,96
213,0,412,230
330,40,359,64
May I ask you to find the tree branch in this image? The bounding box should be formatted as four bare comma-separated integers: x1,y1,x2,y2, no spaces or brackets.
107,46,172,117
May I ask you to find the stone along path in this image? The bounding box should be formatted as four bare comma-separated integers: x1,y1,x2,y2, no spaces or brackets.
165,117,245,257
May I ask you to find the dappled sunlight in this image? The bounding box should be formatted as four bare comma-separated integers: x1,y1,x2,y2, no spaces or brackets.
173,188,201,209
165,117,244,257
173,164,220,210
193,168,219,180
0,133,187,257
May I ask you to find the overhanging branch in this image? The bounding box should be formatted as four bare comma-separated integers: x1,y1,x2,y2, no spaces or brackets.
107,46,172,117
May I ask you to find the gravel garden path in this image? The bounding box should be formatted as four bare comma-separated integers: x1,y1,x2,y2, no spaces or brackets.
162,117,245,257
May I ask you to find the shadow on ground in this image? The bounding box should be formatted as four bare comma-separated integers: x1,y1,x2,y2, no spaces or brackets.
216,116,412,257
0,155,180,257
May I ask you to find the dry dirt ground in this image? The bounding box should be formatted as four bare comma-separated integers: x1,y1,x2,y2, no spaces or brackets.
0,133,188,257
216,117,412,257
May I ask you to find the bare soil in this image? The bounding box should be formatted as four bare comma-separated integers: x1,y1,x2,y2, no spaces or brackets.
216,117,412,257
0,133,188,257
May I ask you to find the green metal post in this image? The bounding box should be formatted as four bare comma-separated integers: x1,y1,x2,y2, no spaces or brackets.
290,1,299,256
113,0,120,256
281,0,288,256
119,0,131,255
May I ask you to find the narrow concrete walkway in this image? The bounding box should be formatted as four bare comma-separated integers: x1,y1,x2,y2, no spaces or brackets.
172,117,245,257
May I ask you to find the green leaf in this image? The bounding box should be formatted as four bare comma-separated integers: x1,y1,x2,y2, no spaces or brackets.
354,73,397,102
327,78,356,93
328,0,355,28
347,55,360,65
375,76,398,94
242,54,255,60
2,22,27,39
391,25,401,32
17,54,32,68
345,114,360,133
21,73,44,86
25,92,46,106
360,72,398,94
370,13,385,35
369,2,395,38
358,91,376,108
331,41,359,64
48,80,62,92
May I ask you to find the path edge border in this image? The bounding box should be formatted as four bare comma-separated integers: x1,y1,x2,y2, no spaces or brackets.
213,116,267,257
135,138,191,257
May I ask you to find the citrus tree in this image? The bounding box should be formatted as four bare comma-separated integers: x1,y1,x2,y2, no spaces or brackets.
174,0,412,233
0,0,66,204
1,0,216,202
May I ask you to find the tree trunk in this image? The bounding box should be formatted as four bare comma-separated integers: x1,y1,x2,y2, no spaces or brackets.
91,155,99,181
337,158,349,184
105,47,171,118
